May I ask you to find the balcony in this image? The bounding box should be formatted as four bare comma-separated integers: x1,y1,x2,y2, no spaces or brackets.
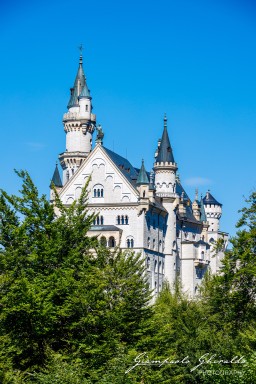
194,258,210,267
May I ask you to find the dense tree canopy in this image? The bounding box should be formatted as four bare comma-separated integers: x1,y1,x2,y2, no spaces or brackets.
0,172,255,383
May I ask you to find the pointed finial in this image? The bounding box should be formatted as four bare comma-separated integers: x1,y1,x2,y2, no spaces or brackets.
195,188,198,201
164,113,167,128
79,44,83,64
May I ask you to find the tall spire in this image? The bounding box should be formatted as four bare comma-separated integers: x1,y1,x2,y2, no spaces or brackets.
155,114,175,163
200,195,207,222
67,49,88,109
136,159,149,185
51,163,62,188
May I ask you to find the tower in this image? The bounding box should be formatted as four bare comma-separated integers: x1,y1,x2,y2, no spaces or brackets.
59,52,96,185
203,191,222,232
50,163,63,202
154,115,178,288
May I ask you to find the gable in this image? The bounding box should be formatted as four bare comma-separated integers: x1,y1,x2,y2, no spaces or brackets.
59,145,139,205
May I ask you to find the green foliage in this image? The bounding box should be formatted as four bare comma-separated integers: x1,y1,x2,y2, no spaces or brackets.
0,170,152,381
0,172,255,383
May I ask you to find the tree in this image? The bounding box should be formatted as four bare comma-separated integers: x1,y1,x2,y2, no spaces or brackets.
0,170,152,381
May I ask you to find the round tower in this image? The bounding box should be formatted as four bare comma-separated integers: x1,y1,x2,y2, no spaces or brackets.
154,115,178,289
203,191,222,232
59,51,96,184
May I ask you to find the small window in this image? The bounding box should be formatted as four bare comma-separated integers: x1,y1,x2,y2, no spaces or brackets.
117,215,120,225
85,105,88,111
93,184,104,198
201,251,205,260
100,236,107,246
126,237,134,248
153,239,156,250
100,216,104,225
109,236,115,247
154,260,157,273
147,237,150,248
159,261,162,273
147,257,150,270
121,215,125,225
125,215,129,225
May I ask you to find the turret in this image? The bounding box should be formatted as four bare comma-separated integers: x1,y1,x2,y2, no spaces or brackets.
203,191,222,232
136,159,149,197
59,50,96,185
192,189,200,221
153,115,178,289
50,163,62,202
154,114,177,197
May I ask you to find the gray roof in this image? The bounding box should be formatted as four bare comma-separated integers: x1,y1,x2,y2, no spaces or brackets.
176,180,201,224
203,192,222,207
102,146,139,187
200,197,207,222
89,225,122,232
155,116,175,163
67,55,88,108
136,160,149,185
51,164,62,188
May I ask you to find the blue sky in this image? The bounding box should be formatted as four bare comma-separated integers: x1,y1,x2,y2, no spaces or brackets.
1,0,255,237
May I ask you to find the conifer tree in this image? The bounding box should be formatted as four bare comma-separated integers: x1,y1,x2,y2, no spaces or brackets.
0,170,152,381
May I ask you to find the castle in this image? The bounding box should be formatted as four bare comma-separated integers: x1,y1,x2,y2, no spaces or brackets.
50,53,228,297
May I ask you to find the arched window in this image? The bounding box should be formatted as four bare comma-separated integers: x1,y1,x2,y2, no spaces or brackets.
155,281,157,293
100,236,107,246
154,260,157,273
147,256,150,270
162,262,165,274
147,237,150,248
202,235,205,242
201,251,205,260
159,240,162,252
117,215,120,225
66,170,70,181
109,236,115,247
93,184,104,198
121,215,125,225
143,190,146,198
153,239,156,250
125,215,129,225
159,261,162,273
126,237,134,248
100,216,104,225
85,104,88,111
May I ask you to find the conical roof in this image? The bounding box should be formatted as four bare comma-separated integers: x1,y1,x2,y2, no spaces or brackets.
156,115,175,163
203,191,222,207
200,196,207,222
136,160,149,185
67,54,87,108
51,163,62,188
